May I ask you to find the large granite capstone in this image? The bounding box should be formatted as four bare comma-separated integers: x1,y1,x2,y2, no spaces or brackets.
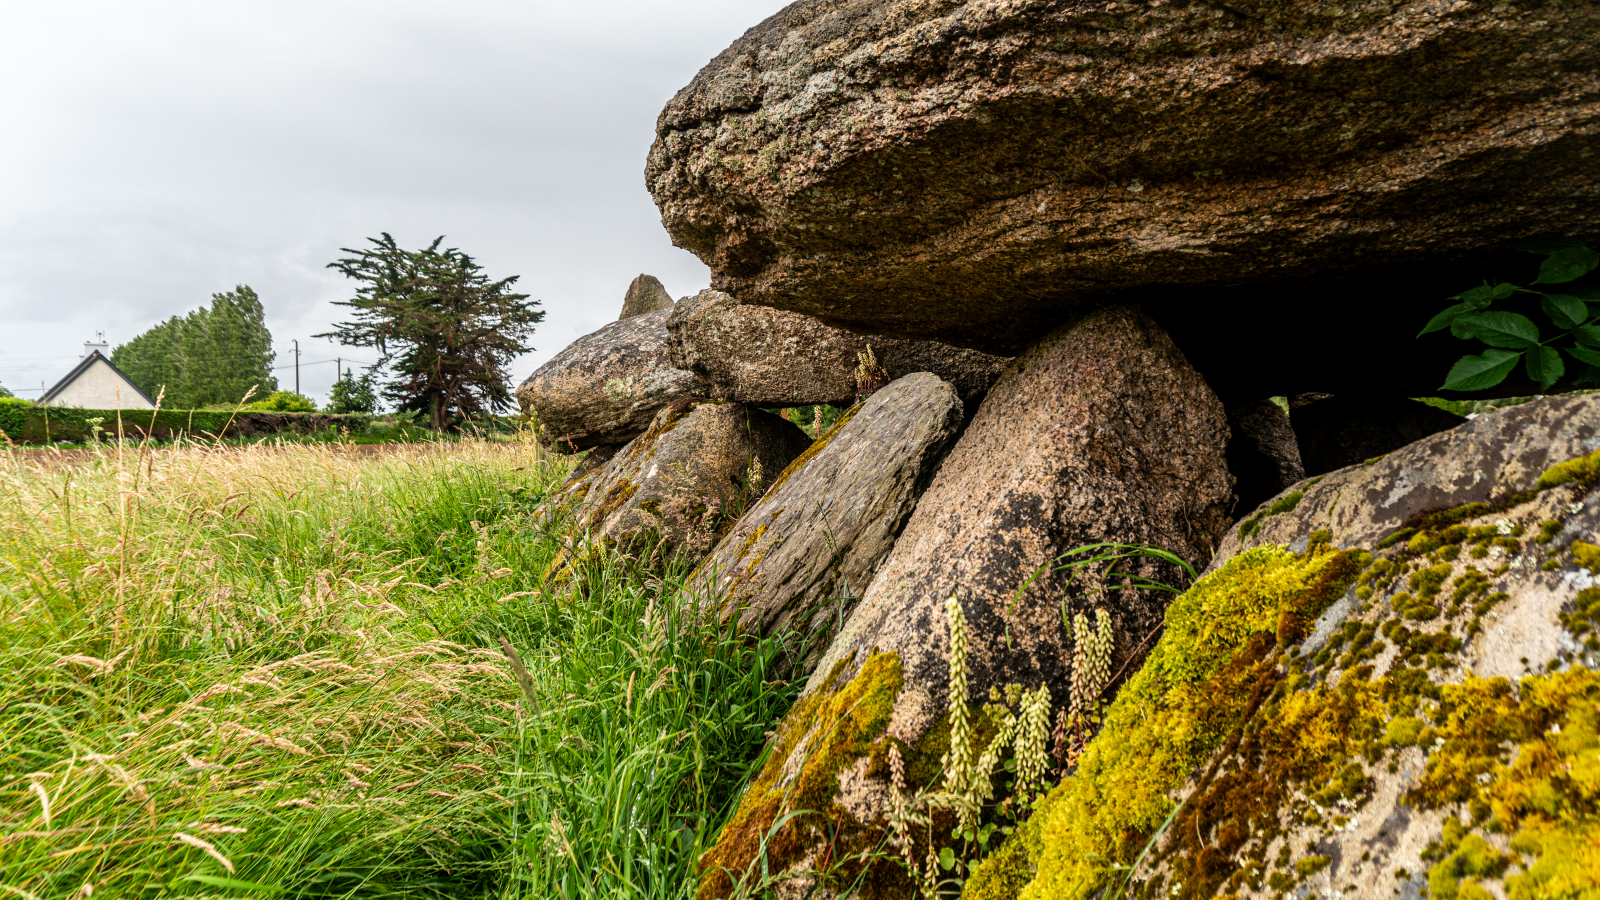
648,1,1600,359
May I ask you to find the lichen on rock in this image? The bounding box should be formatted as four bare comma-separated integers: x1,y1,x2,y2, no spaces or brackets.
967,398,1600,900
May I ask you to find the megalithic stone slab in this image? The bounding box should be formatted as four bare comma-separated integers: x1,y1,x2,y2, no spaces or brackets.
544,401,812,573
695,304,1233,898
647,1,1600,357
619,274,674,320
686,372,965,674
992,393,1600,900
516,309,704,451
666,288,1008,408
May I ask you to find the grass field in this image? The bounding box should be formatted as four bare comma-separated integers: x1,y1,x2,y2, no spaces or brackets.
0,438,800,899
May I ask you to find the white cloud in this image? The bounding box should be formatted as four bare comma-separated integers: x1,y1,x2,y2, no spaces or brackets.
0,0,783,404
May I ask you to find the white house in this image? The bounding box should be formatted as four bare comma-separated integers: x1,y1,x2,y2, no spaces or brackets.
40,337,156,410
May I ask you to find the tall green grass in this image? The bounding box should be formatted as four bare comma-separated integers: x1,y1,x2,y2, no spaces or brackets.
0,438,798,898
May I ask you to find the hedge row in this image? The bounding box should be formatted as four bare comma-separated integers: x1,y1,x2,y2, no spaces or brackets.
0,400,370,445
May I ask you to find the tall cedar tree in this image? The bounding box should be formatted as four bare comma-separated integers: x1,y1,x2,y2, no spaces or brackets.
112,286,277,408
319,234,543,431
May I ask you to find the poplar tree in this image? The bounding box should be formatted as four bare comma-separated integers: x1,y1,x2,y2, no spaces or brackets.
112,285,278,408
319,234,544,431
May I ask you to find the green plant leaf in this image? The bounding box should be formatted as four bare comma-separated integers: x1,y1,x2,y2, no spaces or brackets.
1449,282,1516,307
1542,293,1590,330
182,875,281,893
1419,302,1477,336
1526,346,1565,391
1518,236,1588,255
1567,346,1600,367
939,847,956,871
1574,325,1600,349
1534,245,1600,284
1441,349,1522,392
1450,311,1541,348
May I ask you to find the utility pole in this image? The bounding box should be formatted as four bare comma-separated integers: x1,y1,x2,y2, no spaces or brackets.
294,339,300,394
337,357,342,383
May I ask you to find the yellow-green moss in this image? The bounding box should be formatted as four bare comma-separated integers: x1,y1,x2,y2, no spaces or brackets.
1535,446,1600,491
1012,543,1363,900
1239,490,1305,541
1571,540,1600,574
764,402,861,497
962,788,1065,900
1414,668,1600,900
697,650,904,899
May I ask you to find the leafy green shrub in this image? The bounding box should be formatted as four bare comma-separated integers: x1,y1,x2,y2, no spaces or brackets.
0,397,31,441
1422,238,1600,391
325,368,378,413
245,390,318,412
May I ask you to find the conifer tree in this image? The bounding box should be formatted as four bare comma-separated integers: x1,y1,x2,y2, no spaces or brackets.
320,234,543,431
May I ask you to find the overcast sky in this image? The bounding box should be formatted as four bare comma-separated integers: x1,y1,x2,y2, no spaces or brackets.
0,0,785,405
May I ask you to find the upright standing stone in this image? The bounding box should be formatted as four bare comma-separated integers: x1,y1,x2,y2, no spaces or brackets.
619,274,674,319
546,401,812,572
1227,398,1305,516
697,305,1234,897
687,372,965,674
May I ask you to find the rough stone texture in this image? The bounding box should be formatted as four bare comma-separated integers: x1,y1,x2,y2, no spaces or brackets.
1291,395,1466,478
1222,394,1600,564
1117,399,1600,900
560,443,622,489
648,0,1600,358
619,273,674,319
697,305,1232,895
686,372,964,673
980,394,1600,900
548,401,812,566
1227,398,1305,517
516,309,704,451
666,288,1009,408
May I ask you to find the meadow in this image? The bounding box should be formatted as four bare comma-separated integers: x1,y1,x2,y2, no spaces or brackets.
0,437,800,898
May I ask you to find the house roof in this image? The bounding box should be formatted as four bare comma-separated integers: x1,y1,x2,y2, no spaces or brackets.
41,350,158,407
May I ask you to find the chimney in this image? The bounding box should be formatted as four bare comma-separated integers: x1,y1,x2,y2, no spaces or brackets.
83,331,108,359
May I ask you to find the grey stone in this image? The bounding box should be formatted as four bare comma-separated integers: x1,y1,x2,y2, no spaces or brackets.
545,401,812,570
648,1,1600,357
515,309,703,451
696,304,1233,894
619,274,674,320
1119,394,1600,900
1227,398,1306,516
686,372,964,674
666,288,1009,408
1221,393,1600,564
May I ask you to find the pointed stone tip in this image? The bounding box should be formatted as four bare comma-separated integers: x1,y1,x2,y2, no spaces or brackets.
619,274,674,320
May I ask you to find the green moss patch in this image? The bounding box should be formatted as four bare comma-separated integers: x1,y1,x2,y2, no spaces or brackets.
1014,542,1363,899
968,480,1598,900
764,402,861,497
697,650,904,899
1238,490,1305,541
1535,446,1600,492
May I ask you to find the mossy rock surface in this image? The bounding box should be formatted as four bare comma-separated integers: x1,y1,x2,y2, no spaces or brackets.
972,395,1600,900
686,372,964,675
516,308,704,451
698,306,1233,898
1219,393,1600,562
540,401,811,575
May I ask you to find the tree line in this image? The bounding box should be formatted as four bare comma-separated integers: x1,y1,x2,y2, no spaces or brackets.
105,234,541,427
112,286,278,408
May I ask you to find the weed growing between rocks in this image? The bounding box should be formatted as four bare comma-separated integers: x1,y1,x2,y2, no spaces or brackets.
0,438,800,899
